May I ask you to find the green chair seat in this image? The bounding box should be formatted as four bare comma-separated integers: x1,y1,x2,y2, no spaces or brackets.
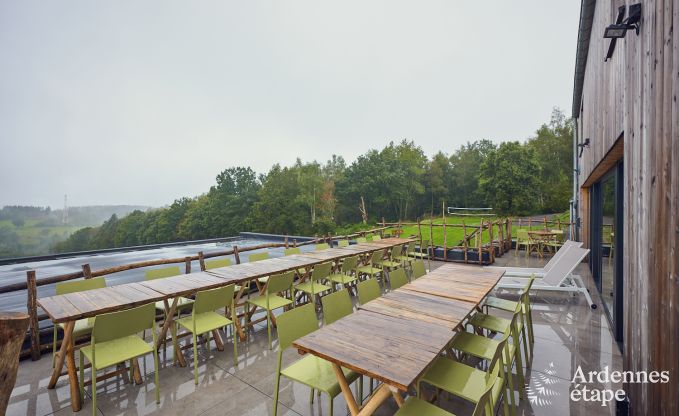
247,294,293,310
395,397,455,416
81,335,152,370
296,281,332,295
393,255,412,264
176,311,232,335
154,296,194,312
328,273,358,285
469,312,521,335
280,354,360,397
377,260,400,269
451,331,520,372
420,356,504,405
357,265,382,275
58,318,94,338
483,297,518,312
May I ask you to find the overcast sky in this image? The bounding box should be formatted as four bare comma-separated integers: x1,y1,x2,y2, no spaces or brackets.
0,1,580,209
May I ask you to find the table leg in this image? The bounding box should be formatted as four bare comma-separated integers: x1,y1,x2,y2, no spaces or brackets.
234,286,247,342
48,321,81,411
389,386,405,407
158,298,186,367
331,363,360,415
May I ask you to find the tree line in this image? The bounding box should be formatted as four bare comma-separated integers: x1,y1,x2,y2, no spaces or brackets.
54,109,573,253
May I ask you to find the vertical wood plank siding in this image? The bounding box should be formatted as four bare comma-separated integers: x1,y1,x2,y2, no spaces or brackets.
576,1,678,414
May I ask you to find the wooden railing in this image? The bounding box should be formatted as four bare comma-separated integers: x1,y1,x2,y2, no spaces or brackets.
1,227,391,361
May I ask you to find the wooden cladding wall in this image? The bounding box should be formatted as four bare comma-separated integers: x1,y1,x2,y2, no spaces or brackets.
576,1,679,414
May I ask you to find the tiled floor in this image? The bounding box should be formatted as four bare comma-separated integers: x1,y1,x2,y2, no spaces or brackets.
7,251,622,416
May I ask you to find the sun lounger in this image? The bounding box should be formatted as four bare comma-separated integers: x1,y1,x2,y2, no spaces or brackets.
495,246,596,308
485,240,583,277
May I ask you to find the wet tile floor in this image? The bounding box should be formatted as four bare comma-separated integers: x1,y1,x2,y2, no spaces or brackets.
7,251,622,416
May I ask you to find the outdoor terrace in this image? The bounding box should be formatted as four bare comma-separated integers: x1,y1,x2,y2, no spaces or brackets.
6,249,621,416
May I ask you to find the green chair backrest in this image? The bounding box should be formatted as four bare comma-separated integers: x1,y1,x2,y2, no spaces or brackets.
355,237,367,244
372,235,381,241
337,240,349,248
341,256,358,273
419,239,430,253
315,243,330,251
389,268,408,290
56,276,106,295
310,262,332,282
266,271,295,294
472,372,499,416
92,303,155,344
412,260,426,279
405,241,416,253
357,279,381,304
321,289,353,325
276,303,318,350
390,244,403,259
284,247,301,256
516,229,529,242
204,258,232,270
193,285,235,314
145,266,181,281
369,249,385,265
249,252,269,262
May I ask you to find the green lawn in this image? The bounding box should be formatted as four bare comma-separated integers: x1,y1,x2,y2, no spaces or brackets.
397,212,570,247
0,219,81,257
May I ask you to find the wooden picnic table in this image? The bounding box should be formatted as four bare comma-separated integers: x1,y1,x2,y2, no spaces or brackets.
38,237,413,412
293,263,504,415
527,230,561,258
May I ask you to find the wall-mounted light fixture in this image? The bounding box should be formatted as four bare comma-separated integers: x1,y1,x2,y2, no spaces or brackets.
604,4,641,61
577,138,590,158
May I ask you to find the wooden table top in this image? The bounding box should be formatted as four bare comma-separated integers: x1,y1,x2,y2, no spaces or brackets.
359,289,476,330
293,309,454,391
294,262,501,392
402,264,504,303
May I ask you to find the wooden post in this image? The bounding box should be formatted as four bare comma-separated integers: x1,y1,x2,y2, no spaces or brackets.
488,220,495,263
82,264,92,279
284,235,289,248
0,312,30,414
557,218,561,231
26,270,40,361
198,251,206,271
463,220,468,263
184,257,191,274
293,239,297,248
528,217,532,230
442,202,447,261
477,221,483,264
233,245,241,264
429,219,434,259
417,219,423,245
543,216,548,230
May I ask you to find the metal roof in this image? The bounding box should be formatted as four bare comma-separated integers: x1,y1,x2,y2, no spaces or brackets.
572,0,596,118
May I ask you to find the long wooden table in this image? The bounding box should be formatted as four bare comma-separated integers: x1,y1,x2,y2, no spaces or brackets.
37,238,412,411
293,263,505,415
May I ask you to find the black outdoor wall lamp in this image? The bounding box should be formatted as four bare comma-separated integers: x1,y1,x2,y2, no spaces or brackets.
577,138,590,158
604,4,641,61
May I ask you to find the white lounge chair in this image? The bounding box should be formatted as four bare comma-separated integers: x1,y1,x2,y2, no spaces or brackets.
485,240,584,277
495,247,596,309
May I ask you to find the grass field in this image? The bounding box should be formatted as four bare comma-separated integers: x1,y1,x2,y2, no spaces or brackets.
398,212,570,247
0,219,81,257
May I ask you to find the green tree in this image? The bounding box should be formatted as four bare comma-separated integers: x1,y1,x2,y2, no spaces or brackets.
479,142,541,215
449,140,496,208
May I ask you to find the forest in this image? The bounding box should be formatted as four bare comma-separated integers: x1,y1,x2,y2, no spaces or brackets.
50,109,573,254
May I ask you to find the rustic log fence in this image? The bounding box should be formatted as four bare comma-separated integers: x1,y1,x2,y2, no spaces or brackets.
0,227,391,361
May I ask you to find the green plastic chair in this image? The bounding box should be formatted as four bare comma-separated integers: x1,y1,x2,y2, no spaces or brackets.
409,239,431,259
357,249,386,285
144,266,194,315
377,244,403,272
273,304,362,416
397,373,498,416
452,300,527,410
321,289,353,325
337,239,349,248
515,229,532,256
52,277,107,366
249,251,271,287
79,303,159,416
357,278,381,305
394,241,416,267
355,237,367,244
176,285,238,384
315,243,330,251
246,271,295,349
418,332,511,416
295,262,333,306
411,260,426,280
328,256,359,291
389,268,408,290
484,275,535,346
284,247,301,255
204,258,231,269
